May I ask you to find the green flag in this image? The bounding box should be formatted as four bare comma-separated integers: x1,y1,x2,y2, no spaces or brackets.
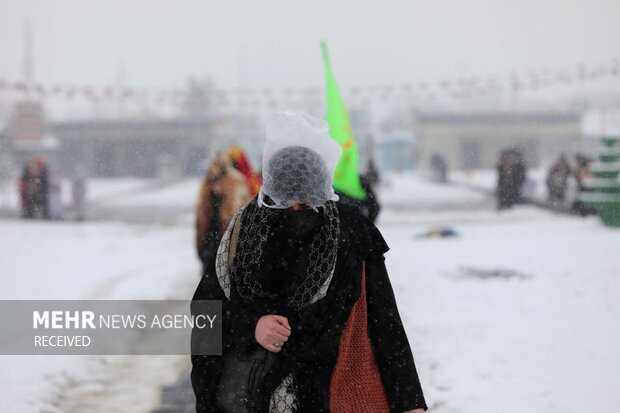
321,42,366,200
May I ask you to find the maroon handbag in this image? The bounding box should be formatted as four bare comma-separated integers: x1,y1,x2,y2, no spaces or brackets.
329,261,390,412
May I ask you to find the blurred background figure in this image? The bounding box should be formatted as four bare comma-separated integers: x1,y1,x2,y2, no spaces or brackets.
31,157,50,219
48,169,63,220
19,157,51,219
359,174,381,223
571,153,598,216
71,174,87,221
335,160,382,223
227,146,262,197
430,153,448,183
364,157,380,187
195,151,252,268
546,155,571,206
574,154,594,190
18,163,35,218
496,148,527,210
360,158,382,222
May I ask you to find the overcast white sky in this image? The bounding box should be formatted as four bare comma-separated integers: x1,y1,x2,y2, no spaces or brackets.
1,0,619,91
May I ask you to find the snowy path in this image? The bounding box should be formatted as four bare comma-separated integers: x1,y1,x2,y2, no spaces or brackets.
0,218,201,412
0,178,196,224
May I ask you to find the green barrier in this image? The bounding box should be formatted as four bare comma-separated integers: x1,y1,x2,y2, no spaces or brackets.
582,136,620,227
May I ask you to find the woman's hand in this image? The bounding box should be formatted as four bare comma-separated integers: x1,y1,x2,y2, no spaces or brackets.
403,409,426,413
255,315,291,353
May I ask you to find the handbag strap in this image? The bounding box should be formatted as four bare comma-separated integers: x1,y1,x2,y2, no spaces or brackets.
360,260,368,312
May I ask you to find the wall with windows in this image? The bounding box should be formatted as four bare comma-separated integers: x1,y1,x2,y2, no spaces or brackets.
415,112,581,171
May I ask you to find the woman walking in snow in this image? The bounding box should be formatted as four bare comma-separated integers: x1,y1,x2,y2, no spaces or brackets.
191,112,427,413
196,152,252,268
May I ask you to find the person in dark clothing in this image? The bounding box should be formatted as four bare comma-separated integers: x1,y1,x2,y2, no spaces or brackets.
29,157,50,219
430,154,448,183
71,175,87,221
19,164,35,219
335,175,381,223
497,148,526,210
360,175,381,223
191,112,426,413
546,156,570,205
496,152,513,209
365,158,381,187
570,154,598,216
336,158,382,224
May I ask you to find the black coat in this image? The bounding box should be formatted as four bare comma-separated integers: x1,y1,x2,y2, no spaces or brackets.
191,204,426,412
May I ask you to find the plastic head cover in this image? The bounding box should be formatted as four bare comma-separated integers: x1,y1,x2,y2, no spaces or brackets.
259,111,342,209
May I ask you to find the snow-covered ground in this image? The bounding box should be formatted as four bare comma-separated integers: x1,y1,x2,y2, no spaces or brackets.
1,172,619,412
380,205,620,412
381,173,488,210
0,219,200,412
105,179,200,208
449,168,578,204
0,177,155,210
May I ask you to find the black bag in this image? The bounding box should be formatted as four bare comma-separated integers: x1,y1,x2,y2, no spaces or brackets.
216,347,278,413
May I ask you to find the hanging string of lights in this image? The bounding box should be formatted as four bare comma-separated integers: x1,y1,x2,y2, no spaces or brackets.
1,58,618,107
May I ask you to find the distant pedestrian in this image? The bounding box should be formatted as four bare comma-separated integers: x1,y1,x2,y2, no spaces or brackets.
72,176,87,221
195,153,251,268
336,176,381,223
227,146,262,197
571,154,597,216
18,164,35,219
48,170,64,220
430,153,448,183
335,160,382,223
497,148,526,210
365,157,381,187
546,156,570,205
30,157,50,219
